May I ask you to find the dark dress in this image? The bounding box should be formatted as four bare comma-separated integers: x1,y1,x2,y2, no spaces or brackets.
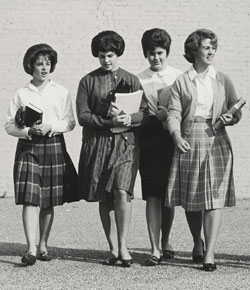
76,67,149,202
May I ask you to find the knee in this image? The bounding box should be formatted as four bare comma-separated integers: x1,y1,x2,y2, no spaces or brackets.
113,190,131,203
40,206,54,215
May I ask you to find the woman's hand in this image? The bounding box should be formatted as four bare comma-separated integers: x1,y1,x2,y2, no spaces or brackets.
107,102,122,117
172,130,191,154
113,114,131,127
156,105,168,121
30,123,52,136
219,113,238,126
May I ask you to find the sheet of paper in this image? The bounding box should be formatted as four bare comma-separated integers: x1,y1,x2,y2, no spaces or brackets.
111,90,143,133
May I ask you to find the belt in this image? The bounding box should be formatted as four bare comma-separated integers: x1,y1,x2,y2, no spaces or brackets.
193,117,212,123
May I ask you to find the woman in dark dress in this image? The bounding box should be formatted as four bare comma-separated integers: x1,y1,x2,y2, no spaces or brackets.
76,31,149,267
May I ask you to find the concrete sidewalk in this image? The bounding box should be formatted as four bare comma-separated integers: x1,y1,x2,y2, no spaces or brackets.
0,197,249,290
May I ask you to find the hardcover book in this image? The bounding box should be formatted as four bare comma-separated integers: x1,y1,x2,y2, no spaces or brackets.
25,103,43,127
213,97,246,130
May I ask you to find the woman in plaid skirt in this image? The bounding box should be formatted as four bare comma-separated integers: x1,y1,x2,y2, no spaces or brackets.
76,31,149,267
5,44,78,266
165,29,242,271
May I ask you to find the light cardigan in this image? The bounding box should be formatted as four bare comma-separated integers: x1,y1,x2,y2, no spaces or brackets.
166,69,242,136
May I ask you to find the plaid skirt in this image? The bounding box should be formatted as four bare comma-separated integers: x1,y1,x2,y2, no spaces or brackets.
165,118,235,211
14,134,78,208
139,117,175,200
78,130,139,202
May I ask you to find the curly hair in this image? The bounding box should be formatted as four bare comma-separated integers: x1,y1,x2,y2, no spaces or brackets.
91,30,125,57
23,43,57,75
184,29,218,63
141,28,172,58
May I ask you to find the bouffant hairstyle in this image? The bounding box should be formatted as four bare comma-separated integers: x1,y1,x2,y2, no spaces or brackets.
184,29,218,63
91,30,125,57
141,28,172,58
23,43,57,75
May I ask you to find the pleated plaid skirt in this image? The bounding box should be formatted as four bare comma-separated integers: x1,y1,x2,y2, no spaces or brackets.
165,118,235,211
14,134,78,208
78,130,139,202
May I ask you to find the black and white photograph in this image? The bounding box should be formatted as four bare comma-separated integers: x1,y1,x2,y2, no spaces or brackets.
0,0,250,289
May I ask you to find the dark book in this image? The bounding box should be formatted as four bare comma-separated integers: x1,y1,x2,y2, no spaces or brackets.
24,103,43,127
214,97,246,130
115,79,131,94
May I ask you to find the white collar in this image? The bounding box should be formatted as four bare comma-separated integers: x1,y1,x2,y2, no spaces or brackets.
25,79,56,91
188,65,216,81
145,65,172,77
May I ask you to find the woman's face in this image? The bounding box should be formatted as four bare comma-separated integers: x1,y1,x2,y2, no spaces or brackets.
146,47,168,72
98,51,119,72
194,38,217,68
32,54,51,84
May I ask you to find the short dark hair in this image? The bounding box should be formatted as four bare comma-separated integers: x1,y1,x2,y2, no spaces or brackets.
184,29,218,63
91,30,125,57
141,28,172,58
23,43,57,75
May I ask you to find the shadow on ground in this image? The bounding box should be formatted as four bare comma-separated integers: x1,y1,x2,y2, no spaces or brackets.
0,242,249,270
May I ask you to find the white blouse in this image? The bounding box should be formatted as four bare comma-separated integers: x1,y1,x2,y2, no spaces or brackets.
188,66,216,118
138,65,182,115
5,80,75,139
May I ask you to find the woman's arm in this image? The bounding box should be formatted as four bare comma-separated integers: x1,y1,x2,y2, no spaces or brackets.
220,75,242,126
166,82,183,135
5,93,31,139
225,76,242,124
76,78,113,129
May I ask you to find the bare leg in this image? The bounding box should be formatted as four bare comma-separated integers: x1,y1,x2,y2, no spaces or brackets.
146,197,161,258
185,211,204,256
161,205,175,252
99,200,119,258
38,206,54,253
203,209,222,264
22,205,39,256
113,189,132,260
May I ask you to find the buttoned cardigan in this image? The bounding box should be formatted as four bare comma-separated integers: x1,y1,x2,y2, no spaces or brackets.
166,70,242,136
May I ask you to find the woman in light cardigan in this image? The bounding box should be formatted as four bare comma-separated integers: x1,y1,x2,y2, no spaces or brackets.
165,29,242,271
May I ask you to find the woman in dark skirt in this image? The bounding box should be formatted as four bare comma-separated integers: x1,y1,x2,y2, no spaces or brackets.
165,29,242,271
137,28,182,266
76,31,149,267
5,44,78,266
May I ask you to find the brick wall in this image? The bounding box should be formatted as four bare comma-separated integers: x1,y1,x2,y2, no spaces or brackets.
1,0,250,197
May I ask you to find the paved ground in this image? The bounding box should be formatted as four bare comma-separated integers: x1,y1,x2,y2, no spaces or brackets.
0,196,249,290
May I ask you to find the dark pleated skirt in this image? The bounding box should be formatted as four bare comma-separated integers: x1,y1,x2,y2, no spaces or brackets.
165,118,236,211
139,117,175,200
14,134,78,208
78,130,139,202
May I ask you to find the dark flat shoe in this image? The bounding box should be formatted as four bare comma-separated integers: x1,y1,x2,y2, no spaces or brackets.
203,263,217,272
37,252,52,261
145,255,161,266
120,258,134,268
21,253,36,266
192,240,205,263
162,249,175,260
103,256,120,266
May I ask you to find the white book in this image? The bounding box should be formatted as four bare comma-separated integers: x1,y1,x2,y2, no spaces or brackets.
111,90,143,133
